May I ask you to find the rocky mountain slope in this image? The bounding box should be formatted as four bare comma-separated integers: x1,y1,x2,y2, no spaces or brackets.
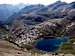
0,1,75,56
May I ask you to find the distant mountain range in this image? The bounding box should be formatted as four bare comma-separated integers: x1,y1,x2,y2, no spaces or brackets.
0,1,75,26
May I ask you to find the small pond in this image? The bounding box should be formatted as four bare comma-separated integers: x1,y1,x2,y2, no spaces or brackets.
35,36,69,52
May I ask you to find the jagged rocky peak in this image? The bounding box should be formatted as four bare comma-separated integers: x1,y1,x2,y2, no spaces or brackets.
69,1,75,8
48,1,67,7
